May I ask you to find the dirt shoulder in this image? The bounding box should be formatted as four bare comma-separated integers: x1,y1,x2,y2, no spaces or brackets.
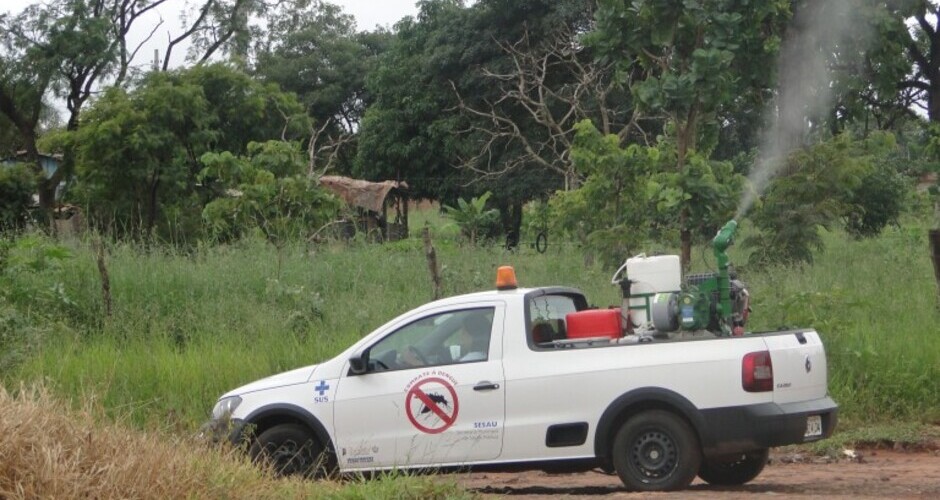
454,449,940,498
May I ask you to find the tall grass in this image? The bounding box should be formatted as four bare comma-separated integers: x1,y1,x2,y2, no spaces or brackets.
2,214,937,433
744,223,940,426
5,231,618,428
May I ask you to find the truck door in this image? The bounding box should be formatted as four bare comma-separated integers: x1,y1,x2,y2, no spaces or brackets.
333,304,506,470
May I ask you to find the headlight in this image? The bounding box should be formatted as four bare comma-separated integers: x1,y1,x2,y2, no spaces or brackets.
211,395,242,420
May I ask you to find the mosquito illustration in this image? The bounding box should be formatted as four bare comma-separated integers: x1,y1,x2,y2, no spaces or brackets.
419,392,450,415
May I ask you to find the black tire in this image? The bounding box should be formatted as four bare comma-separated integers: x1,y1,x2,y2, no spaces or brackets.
535,232,548,253
611,410,701,491
249,423,324,477
698,448,769,486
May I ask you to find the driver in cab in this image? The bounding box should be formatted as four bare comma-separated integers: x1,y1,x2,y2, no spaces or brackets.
400,312,491,367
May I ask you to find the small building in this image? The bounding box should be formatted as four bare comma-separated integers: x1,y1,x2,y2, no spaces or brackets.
1,151,66,200
319,175,409,241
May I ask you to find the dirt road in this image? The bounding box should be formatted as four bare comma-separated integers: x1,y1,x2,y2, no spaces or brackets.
455,449,940,498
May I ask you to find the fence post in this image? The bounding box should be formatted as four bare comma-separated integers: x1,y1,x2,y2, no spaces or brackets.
931,229,940,309
423,226,443,300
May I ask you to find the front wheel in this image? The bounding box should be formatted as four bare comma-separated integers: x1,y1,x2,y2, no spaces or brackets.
611,410,701,491
698,448,769,485
249,423,324,477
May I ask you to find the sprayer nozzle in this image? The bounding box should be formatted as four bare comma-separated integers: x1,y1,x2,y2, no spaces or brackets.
713,220,738,253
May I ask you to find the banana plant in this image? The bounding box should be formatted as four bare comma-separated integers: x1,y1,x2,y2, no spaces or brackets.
443,191,499,246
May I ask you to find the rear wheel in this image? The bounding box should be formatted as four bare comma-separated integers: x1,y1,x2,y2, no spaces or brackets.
698,448,769,485
249,423,324,477
611,410,701,491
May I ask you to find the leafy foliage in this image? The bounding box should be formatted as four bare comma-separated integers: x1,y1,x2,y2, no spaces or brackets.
744,133,900,265
443,191,500,246
550,120,742,267
199,141,339,248
589,0,789,267
253,1,384,130
356,0,591,216
70,64,307,240
0,164,37,232
550,120,656,266
845,161,909,238
0,234,74,371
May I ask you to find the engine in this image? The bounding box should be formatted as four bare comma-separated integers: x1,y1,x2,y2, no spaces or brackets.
613,220,750,337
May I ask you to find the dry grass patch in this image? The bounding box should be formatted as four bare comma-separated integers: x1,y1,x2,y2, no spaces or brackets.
0,387,470,499
0,386,294,498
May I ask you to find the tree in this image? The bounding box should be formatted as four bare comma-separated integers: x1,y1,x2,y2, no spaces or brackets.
163,0,260,70
590,0,790,269
355,0,472,202
453,23,632,189
200,141,339,276
744,133,898,265
880,0,940,123
551,119,741,267
549,120,654,266
357,0,596,243
0,0,222,218
70,64,307,240
70,77,207,238
252,1,392,173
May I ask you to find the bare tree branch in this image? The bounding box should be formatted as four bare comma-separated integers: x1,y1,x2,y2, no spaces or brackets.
307,117,354,176
451,25,633,188
197,0,252,65
164,0,215,71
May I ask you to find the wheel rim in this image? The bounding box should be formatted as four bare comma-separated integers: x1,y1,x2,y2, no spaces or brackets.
269,440,310,475
630,429,678,482
715,453,748,470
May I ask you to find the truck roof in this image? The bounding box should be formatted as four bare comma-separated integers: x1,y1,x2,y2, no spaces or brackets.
421,286,585,308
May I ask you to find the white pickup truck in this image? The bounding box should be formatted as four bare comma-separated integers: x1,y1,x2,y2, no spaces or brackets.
206,271,837,491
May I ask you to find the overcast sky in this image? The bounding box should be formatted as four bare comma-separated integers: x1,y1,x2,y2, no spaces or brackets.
3,0,420,69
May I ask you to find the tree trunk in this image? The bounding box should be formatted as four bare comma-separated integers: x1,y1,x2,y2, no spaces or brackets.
680,210,692,272
930,82,940,123
676,112,698,272
499,200,524,250
146,174,160,239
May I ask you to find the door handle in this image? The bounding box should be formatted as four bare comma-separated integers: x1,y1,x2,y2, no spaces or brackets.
474,382,500,391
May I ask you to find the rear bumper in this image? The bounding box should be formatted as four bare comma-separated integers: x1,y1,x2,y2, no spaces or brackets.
699,396,838,456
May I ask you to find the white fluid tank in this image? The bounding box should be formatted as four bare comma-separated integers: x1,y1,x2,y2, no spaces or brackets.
625,254,681,327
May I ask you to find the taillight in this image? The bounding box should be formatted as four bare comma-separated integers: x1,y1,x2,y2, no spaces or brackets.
742,350,773,392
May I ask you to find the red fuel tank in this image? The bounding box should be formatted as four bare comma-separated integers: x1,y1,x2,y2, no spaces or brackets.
565,309,622,339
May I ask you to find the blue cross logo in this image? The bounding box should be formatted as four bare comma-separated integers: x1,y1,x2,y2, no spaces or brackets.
315,380,330,396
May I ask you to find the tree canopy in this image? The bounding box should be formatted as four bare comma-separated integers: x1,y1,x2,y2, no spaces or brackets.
0,0,933,263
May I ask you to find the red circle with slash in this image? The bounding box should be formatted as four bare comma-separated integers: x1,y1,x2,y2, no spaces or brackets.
405,377,459,434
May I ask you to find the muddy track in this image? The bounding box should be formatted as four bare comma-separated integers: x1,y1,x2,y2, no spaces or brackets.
454,449,940,498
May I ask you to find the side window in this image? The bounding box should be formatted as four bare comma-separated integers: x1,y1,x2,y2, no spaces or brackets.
368,308,494,371
528,294,578,345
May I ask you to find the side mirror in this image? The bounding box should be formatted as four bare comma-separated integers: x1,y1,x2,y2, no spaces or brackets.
348,351,369,375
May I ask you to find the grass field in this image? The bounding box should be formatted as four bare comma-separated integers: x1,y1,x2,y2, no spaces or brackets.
1,211,938,495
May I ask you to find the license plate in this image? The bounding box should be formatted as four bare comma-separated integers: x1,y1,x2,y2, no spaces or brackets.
804,415,822,438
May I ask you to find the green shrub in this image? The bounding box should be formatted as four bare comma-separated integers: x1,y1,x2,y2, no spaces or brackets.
0,163,37,232
845,162,909,238
443,191,500,246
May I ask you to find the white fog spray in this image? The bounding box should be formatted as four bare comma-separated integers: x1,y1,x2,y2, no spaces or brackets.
736,0,867,220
